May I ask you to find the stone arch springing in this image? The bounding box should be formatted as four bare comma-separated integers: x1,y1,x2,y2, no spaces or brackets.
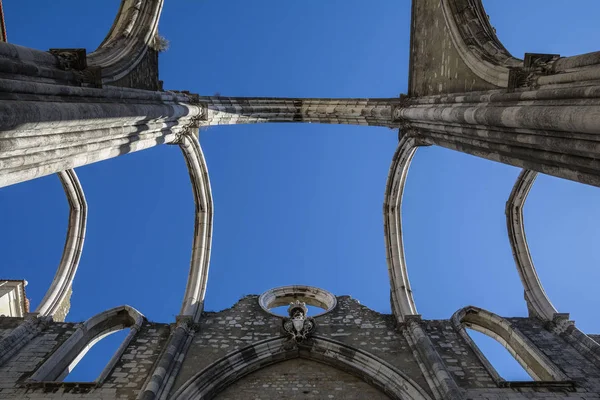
171,336,433,400
177,133,213,323
383,134,427,322
440,0,522,88
451,306,568,383
29,305,144,383
87,0,164,84
506,169,558,321
34,169,87,321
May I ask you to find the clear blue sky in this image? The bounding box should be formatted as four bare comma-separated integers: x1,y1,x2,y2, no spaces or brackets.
2,0,600,383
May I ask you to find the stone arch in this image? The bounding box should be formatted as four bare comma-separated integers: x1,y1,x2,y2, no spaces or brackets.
440,0,522,87
506,169,558,321
451,306,568,382
29,305,144,383
171,336,433,400
177,133,213,322
87,0,164,84
383,135,424,322
34,169,87,321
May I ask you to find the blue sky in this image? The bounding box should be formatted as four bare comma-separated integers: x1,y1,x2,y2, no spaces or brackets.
2,0,600,383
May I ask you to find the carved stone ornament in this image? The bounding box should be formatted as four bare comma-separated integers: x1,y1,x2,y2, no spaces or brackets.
282,300,315,342
49,48,88,71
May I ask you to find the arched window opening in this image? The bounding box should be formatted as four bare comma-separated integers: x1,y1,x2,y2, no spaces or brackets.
452,307,568,385
63,329,129,382
30,306,144,383
466,328,531,381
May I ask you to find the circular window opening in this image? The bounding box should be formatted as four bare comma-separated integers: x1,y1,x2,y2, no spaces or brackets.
258,285,337,318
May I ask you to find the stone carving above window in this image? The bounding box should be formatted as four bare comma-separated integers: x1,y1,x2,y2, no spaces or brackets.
282,300,315,343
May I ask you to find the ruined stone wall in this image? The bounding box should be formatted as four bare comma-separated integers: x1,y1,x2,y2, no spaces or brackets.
169,295,432,398
1,297,600,399
0,320,170,399
424,319,497,389
426,317,600,399
510,318,600,390
214,358,392,400
408,0,498,97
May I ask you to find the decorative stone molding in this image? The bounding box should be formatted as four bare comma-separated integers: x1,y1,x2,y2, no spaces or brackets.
282,300,316,343
258,285,337,317
508,53,561,90
49,48,87,71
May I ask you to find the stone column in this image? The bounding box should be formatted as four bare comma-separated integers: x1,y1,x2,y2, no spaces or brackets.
403,316,464,400
138,317,195,400
0,80,204,188
0,314,51,366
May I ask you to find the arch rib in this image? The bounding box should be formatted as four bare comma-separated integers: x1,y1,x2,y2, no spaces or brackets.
440,0,522,87
35,169,87,321
87,0,164,84
171,336,432,400
178,133,213,322
506,170,557,321
383,135,421,322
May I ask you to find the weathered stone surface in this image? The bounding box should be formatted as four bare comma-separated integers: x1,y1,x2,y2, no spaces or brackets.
2,0,600,398
2,296,600,399
214,358,392,400
409,0,497,96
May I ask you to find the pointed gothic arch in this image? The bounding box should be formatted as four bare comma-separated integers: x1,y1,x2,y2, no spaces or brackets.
451,306,568,383
177,133,213,322
506,169,558,321
171,336,433,400
29,305,144,383
440,0,522,87
35,169,87,321
87,0,164,84
383,134,426,322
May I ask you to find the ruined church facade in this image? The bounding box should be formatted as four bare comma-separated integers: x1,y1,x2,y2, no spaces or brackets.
1,0,600,399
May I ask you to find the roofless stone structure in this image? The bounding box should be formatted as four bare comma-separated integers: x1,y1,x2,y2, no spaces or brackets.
2,0,600,399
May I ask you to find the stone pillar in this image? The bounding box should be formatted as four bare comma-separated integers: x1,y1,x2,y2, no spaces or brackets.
0,314,51,366
138,316,195,400
0,80,204,188
403,316,464,400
